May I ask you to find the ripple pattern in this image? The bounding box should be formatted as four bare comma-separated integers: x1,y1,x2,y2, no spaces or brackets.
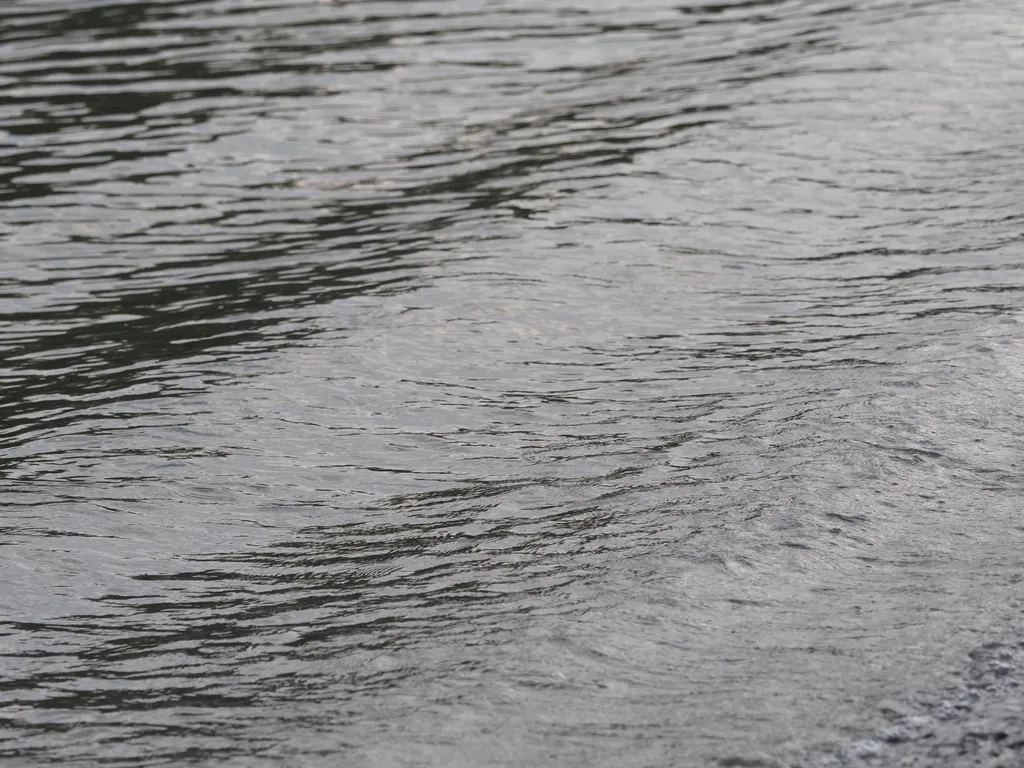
2,0,1024,765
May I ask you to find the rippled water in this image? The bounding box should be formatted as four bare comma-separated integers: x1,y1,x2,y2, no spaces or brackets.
3,0,1024,765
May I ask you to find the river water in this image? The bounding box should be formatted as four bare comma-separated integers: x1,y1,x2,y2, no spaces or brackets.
2,0,1024,765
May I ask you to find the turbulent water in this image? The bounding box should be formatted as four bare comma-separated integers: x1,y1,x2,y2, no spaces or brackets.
2,0,1024,765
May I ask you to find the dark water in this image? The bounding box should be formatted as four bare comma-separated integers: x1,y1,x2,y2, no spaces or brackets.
3,0,1024,765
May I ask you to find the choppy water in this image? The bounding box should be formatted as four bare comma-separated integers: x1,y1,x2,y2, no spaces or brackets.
3,0,1024,765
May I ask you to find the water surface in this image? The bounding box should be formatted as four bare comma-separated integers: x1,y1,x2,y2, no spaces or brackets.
3,0,1024,765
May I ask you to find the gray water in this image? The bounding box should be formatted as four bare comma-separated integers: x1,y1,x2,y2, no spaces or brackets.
2,0,1024,765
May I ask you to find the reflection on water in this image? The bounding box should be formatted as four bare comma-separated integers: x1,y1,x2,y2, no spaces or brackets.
3,0,1024,765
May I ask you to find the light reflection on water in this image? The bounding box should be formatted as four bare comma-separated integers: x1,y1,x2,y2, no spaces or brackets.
2,0,1024,765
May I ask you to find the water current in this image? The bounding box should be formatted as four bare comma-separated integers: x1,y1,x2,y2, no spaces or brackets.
2,0,1024,765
